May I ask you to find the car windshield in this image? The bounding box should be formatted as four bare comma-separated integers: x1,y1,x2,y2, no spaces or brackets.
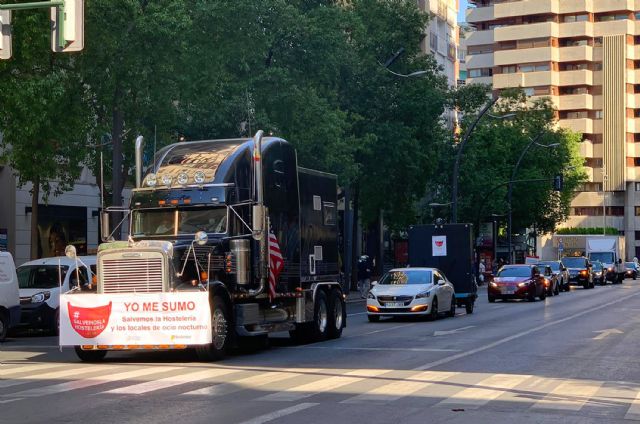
589,252,614,263
561,257,587,268
17,265,69,289
378,270,433,285
592,262,603,271
625,262,635,268
537,262,559,271
497,267,532,278
132,207,227,236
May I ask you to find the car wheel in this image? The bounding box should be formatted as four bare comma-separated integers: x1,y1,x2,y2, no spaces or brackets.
0,313,7,342
465,299,474,314
49,308,60,336
367,315,380,323
327,289,344,339
554,282,560,296
196,296,231,361
447,296,456,318
539,287,546,301
583,282,589,289
429,297,438,321
488,295,495,303
527,287,536,302
74,346,107,362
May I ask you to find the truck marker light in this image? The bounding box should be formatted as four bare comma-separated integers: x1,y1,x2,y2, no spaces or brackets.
158,200,166,206
200,271,208,281
170,199,179,205
183,198,191,204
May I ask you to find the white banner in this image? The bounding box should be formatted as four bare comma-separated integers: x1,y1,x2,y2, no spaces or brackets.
60,292,212,346
432,235,447,257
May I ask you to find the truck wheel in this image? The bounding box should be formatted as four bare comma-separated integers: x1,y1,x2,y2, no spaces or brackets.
196,296,230,361
74,347,107,362
0,313,7,342
310,290,330,341
465,299,474,314
327,289,344,339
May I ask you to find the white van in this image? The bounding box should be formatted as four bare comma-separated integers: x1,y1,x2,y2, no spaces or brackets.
17,256,96,335
0,252,20,341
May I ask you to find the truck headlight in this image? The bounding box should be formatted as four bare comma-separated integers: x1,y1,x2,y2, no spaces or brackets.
31,291,51,303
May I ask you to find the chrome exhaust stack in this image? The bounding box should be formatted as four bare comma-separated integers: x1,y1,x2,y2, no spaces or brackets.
134,135,144,188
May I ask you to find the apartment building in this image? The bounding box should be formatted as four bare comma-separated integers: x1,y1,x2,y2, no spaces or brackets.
465,0,640,258
419,0,460,87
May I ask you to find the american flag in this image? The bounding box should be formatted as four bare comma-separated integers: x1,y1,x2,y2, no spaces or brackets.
268,229,284,301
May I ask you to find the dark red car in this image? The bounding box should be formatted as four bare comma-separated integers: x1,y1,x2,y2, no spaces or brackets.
488,265,547,302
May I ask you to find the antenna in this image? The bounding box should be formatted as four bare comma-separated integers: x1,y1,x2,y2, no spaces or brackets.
154,125,157,172
100,150,104,212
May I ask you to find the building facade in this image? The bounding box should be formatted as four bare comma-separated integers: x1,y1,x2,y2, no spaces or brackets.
465,0,640,259
419,0,461,87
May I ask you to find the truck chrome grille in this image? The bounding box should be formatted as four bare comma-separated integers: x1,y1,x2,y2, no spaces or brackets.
101,257,164,293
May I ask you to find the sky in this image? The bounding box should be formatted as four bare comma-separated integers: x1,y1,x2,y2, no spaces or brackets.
458,0,468,23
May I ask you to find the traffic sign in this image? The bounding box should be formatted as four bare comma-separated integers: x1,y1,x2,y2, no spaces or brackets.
51,0,84,52
0,10,11,60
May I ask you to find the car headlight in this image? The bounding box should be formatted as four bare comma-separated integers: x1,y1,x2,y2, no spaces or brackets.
489,282,498,287
367,292,375,299
517,282,530,288
415,290,431,299
31,291,51,303
609,267,614,272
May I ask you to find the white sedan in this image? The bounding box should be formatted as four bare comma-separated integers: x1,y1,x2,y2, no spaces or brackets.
366,267,456,322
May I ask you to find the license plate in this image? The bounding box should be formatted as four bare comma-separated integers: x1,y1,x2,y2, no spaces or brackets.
502,288,515,294
385,302,404,308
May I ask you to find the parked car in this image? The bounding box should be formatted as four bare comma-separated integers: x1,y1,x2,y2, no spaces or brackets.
17,256,96,334
0,252,20,341
488,264,547,302
625,262,638,280
367,267,456,322
536,260,570,292
560,256,594,289
592,261,607,286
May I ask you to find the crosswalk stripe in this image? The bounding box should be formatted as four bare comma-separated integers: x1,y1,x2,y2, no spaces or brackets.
624,391,640,420
5,366,183,398
237,403,319,424
257,369,390,402
436,374,531,409
531,379,602,411
0,365,112,389
341,371,459,404
182,371,299,397
103,367,238,395
0,363,65,377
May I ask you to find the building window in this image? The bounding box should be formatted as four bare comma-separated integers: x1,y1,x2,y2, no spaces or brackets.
469,68,492,78
429,33,438,51
594,110,604,119
634,158,640,166
502,65,516,74
596,13,629,22
635,182,640,191
563,14,589,23
467,45,493,55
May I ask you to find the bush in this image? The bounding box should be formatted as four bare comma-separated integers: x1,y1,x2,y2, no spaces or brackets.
556,227,619,235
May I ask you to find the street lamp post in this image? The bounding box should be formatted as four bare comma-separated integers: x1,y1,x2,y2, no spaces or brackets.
506,134,559,263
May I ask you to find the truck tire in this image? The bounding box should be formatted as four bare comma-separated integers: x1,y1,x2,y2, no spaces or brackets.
74,347,107,362
327,289,344,339
0,312,7,342
310,290,330,341
196,296,230,361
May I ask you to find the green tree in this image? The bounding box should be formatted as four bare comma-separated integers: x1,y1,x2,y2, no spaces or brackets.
0,10,91,259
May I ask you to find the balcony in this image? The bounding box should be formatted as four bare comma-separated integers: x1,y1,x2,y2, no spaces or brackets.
559,0,593,14
495,22,556,42
594,20,633,37
628,69,640,85
579,140,594,157
465,53,493,69
466,6,493,24
466,76,493,86
493,73,524,89
560,118,593,134
559,94,593,110
629,45,640,61
592,0,634,13
558,22,593,38
465,30,494,47
522,71,556,87
494,0,556,19
558,46,593,62
628,118,640,133
494,47,554,66
627,93,640,109
558,70,593,86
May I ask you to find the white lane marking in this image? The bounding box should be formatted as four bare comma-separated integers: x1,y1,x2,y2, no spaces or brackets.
0,365,112,389
531,379,602,411
625,390,640,420
592,328,623,340
236,403,318,424
415,289,640,370
5,366,182,398
433,326,476,337
341,371,459,404
436,374,531,408
103,368,238,395
346,312,367,316
182,371,298,396
358,323,417,337
0,398,23,404
285,346,460,353
257,369,389,402
0,363,65,377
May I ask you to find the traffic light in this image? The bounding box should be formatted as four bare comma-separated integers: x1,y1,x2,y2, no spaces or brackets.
553,174,564,191
51,0,84,53
0,10,11,60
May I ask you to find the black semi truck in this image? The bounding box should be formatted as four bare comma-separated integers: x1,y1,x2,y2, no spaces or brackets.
408,223,478,314
77,131,345,361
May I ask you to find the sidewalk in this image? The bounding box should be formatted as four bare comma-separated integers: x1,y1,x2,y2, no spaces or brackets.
345,290,366,303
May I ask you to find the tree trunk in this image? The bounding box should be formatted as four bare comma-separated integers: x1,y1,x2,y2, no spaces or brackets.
110,88,124,239
29,176,40,260
350,183,359,290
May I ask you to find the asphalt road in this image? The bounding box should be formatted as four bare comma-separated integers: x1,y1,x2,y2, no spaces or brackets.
2,280,640,423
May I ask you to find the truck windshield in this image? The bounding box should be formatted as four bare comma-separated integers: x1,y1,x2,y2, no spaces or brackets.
132,207,227,236
537,262,559,271
589,252,614,263
17,265,69,289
